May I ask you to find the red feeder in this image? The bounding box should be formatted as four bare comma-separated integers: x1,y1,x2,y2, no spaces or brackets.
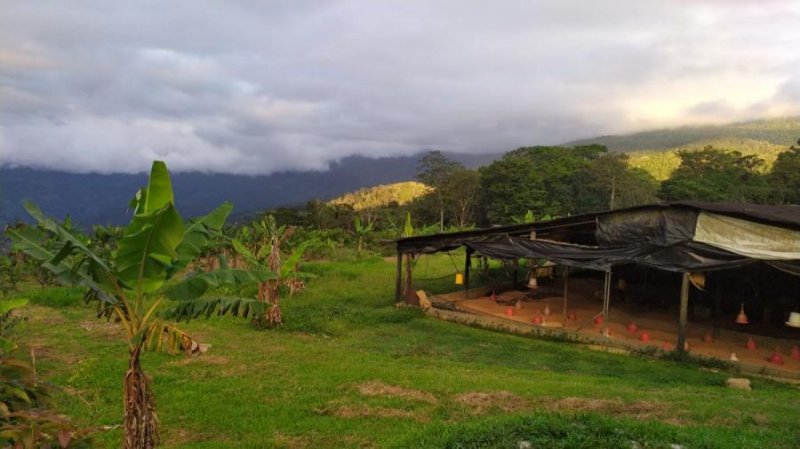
746,337,757,351
505,306,514,317
491,291,498,302
791,345,800,360
640,331,650,343
627,322,638,333
531,314,543,325
768,349,784,365
703,333,714,344
594,315,604,325
568,312,577,321
661,342,673,351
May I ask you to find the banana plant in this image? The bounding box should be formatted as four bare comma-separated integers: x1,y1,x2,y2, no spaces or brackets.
6,161,272,449
353,216,373,255
231,215,300,326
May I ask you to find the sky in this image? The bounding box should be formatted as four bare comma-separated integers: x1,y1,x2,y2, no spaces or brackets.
1,0,799,175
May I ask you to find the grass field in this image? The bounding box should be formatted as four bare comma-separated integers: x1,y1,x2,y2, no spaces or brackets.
8,253,800,448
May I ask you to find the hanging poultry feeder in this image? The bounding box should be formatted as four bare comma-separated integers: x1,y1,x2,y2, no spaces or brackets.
640,331,650,343
527,275,538,290
746,336,757,350
594,315,604,325
505,306,514,317
490,291,498,302
661,342,673,351
454,272,464,285
543,305,551,316
736,304,749,324
729,352,739,362
627,322,638,333
791,345,800,360
531,314,543,325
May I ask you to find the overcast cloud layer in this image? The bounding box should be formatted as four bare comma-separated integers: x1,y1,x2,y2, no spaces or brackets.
1,1,799,174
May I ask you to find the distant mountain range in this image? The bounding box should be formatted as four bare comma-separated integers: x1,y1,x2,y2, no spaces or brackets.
2,116,799,227
0,152,497,227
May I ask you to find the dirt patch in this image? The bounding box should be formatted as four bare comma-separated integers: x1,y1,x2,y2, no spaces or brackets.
548,397,669,421
357,381,438,404
163,427,211,446
453,391,529,414
80,320,124,338
28,342,82,365
273,432,313,449
333,404,421,421
169,355,230,367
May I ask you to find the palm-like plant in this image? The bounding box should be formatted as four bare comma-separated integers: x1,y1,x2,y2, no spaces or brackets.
232,215,303,326
6,161,271,449
353,216,373,255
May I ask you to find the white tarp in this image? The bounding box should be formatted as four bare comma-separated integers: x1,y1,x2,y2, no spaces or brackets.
694,211,800,260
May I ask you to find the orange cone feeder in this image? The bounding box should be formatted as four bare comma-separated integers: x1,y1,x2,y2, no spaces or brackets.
627,322,638,333
640,331,650,343
768,348,784,365
746,337,757,350
505,306,514,317
736,304,749,324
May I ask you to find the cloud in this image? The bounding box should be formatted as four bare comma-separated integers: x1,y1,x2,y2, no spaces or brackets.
1,0,799,174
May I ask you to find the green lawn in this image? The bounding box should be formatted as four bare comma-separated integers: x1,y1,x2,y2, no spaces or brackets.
9,254,800,448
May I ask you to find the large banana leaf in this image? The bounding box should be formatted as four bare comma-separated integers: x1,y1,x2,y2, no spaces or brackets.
22,202,111,272
170,202,233,274
7,225,117,303
114,204,184,294
0,298,28,316
143,161,174,214
164,268,275,301
165,296,268,321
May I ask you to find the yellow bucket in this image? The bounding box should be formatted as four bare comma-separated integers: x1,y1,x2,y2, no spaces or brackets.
455,273,464,285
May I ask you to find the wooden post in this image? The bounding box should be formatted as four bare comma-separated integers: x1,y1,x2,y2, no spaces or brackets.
602,270,611,337
677,272,690,354
713,273,722,338
395,251,403,302
464,247,472,299
404,253,414,296
562,266,569,328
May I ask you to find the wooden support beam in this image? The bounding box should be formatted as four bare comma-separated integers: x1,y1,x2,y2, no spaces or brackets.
602,270,611,337
677,272,690,354
713,273,722,338
404,253,414,296
395,251,403,302
562,266,569,328
464,247,473,299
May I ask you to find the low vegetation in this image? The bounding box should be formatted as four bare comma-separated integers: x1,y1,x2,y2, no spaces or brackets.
3,254,800,447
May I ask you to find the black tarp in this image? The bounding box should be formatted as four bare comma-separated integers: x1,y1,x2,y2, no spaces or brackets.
466,236,755,272
396,201,800,272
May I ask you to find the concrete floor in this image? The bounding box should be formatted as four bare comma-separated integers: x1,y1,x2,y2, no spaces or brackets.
447,278,800,375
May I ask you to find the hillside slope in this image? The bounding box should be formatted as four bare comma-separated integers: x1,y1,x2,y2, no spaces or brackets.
565,117,800,152
328,181,431,210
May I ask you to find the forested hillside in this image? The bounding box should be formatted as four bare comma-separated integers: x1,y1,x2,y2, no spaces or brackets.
328,182,430,210
566,117,800,152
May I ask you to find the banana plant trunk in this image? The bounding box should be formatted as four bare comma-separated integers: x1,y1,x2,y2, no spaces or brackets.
257,281,282,326
123,342,159,449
